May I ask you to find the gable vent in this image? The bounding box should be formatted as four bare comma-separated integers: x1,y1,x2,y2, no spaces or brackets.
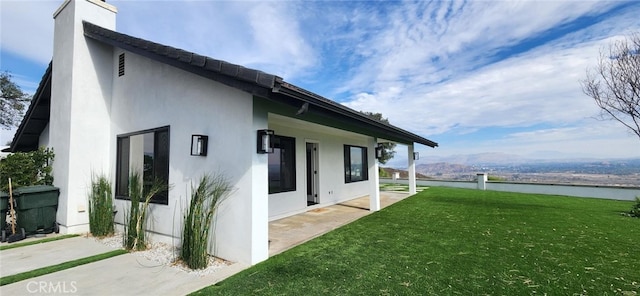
118,53,125,76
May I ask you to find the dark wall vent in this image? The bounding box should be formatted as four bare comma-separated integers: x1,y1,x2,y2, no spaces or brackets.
118,53,125,76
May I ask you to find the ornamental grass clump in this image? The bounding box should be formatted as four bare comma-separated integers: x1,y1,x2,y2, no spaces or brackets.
181,173,232,269
123,171,168,251
88,174,114,237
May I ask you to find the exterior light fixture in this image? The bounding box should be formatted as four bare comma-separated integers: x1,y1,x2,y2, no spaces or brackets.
191,135,208,156
375,144,384,159
257,129,274,154
413,152,419,160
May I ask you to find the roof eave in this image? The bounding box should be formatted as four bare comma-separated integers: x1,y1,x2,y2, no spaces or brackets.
82,21,278,97
9,62,53,152
272,81,438,148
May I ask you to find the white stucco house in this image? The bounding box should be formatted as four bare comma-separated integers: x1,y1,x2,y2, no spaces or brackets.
8,0,437,265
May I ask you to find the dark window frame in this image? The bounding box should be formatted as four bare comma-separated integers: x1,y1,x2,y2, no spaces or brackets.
268,135,296,194
344,144,369,183
115,126,170,205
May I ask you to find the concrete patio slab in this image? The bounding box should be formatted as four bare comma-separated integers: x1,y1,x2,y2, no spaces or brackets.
268,192,411,256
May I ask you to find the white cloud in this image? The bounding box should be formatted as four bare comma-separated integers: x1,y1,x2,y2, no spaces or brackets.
339,1,616,93
407,120,639,161
490,120,639,158
341,1,640,159
0,1,58,65
114,0,317,80
345,42,598,136
1,0,638,158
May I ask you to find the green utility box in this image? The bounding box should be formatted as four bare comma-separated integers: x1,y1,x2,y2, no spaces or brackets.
14,185,60,235
0,191,7,232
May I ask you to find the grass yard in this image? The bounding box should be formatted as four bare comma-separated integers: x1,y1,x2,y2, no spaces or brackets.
0,234,79,251
379,183,429,192
194,187,639,295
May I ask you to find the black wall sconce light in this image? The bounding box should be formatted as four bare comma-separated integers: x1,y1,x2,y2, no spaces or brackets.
413,152,420,160
257,129,274,154
190,135,208,156
375,144,384,159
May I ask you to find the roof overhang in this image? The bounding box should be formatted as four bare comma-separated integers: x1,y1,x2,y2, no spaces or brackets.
81,21,437,148
269,81,438,147
7,62,52,152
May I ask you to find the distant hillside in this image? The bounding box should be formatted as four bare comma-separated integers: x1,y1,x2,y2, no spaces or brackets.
386,158,640,186
380,167,431,179
419,152,639,166
421,152,528,165
415,162,475,175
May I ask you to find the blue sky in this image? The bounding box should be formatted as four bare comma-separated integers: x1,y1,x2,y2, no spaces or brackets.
1,0,639,164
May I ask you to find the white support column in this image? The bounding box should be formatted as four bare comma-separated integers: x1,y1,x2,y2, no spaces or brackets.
249,103,270,264
477,173,487,190
368,138,381,212
408,144,417,194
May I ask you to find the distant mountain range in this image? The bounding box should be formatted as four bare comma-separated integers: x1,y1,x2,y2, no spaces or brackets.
383,152,640,186
417,152,639,166
419,152,527,165
382,152,640,183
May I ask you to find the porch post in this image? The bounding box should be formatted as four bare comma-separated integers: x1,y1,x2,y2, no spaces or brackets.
369,137,381,211
408,144,417,194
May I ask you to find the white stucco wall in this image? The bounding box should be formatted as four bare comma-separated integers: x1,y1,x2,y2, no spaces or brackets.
44,0,388,267
39,123,50,148
109,48,265,264
266,116,373,220
46,0,373,265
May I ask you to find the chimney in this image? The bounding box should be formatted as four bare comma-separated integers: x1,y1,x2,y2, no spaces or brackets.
49,0,117,233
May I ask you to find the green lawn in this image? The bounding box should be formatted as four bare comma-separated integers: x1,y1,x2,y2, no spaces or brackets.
194,187,640,295
379,183,429,192
0,234,79,251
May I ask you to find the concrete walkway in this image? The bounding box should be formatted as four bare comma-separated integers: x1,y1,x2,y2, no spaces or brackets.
0,236,115,277
0,236,248,295
269,191,410,256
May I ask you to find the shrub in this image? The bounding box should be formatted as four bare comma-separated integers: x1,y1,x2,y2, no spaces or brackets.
88,174,114,237
123,171,168,251
181,173,232,269
0,147,54,190
487,175,505,181
629,197,640,218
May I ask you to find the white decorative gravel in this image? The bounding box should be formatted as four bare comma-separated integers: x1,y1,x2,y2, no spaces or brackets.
91,233,230,276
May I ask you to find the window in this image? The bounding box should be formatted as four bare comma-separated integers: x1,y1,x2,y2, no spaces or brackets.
116,126,170,204
268,135,296,194
344,145,368,183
